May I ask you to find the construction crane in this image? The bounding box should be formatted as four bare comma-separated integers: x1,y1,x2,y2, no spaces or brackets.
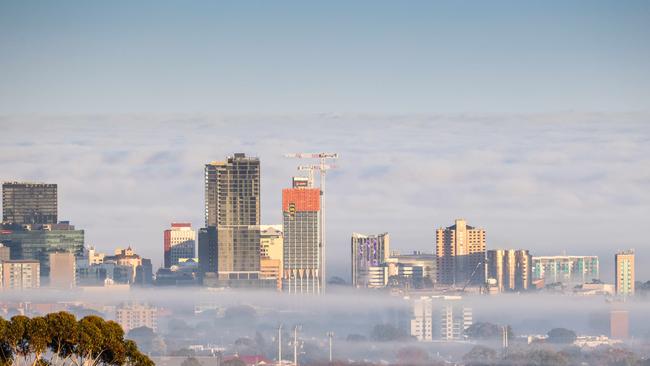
460,260,485,293
285,152,339,293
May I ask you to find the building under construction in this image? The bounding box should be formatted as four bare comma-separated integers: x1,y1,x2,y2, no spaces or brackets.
282,177,322,293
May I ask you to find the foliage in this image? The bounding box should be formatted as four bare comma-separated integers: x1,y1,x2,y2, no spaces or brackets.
546,328,577,344
345,334,367,342
395,346,429,365
0,312,152,366
463,345,498,366
180,356,203,366
369,324,411,342
505,349,568,366
464,322,513,340
222,358,246,366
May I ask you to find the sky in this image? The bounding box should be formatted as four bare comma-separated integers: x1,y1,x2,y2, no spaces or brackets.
0,1,649,279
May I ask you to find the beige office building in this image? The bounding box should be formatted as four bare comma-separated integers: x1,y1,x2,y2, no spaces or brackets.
487,249,532,292
0,260,40,290
615,250,635,296
49,252,76,288
435,219,486,286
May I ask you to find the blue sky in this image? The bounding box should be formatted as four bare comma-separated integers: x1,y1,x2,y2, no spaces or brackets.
1,1,649,280
1,0,649,113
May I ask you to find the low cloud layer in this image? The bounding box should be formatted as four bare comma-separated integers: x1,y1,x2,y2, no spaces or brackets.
1,113,648,279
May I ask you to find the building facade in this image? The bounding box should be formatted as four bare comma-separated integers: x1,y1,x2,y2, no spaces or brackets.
532,255,599,285
163,223,196,268
615,250,635,296
2,182,57,225
351,232,390,288
0,221,84,278
204,153,261,283
282,178,321,294
409,296,472,341
0,260,40,289
198,226,218,281
49,252,76,288
0,243,10,262
435,219,486,286
115,303,158,333
487,249,532,292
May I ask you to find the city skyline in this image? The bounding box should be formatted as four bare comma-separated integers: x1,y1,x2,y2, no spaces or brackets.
2,118,647,279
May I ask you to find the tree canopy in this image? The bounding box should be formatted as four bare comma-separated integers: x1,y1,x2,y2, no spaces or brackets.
0,312,153,366
546,328,577,344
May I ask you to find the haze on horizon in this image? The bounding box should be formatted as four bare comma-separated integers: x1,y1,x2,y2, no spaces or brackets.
0,1,649,280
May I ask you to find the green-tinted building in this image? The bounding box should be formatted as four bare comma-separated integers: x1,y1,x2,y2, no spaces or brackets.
532,255,599,285
0,221,84,278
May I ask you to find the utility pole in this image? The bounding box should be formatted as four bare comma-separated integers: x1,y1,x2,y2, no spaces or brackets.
502,325,509,350
285,153,338,294
278,324,283,364
293,325,299,366
327,332,334,363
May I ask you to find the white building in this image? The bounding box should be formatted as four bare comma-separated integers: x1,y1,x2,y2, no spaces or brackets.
409,296,472,341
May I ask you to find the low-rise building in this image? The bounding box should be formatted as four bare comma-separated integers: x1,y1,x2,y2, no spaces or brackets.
0,260,40,289
115,303,158,333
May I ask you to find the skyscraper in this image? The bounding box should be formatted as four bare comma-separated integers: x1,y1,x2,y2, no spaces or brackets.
435,219,486,286
260,225,283,290
2,182,57,225
615,250,635,296
198,226,218,282
351,232,390,288
282,177,321,293
163,223,196,268
204,153,261,283
487,249,532,292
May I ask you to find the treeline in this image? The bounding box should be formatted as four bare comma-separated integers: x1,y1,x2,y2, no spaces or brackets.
0,312,153,366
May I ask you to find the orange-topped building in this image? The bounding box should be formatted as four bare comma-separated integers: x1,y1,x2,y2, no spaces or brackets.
282,177,322,294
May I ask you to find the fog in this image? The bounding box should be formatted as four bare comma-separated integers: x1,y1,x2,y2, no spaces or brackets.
2,287,650,364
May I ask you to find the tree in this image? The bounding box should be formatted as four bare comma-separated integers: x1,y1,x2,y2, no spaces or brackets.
222,358,246,366
181,356,203,366
505,349,568,366
464,322,514,341
370,324,410,342
396,346,429,365
345,334,367,342
0,312,152,366
463,345,498,366
547,328,577,344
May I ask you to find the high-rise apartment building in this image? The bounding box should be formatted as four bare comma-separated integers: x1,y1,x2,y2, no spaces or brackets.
532,255,599,285
487,249,532,292
0,260,40,289
49,252,76,288
351,232,390,288
435,219,486,286
2,182,57,225
204,153,261,283
282,177,321,293
615,250,635,296
163,223,196,268
411,297,433,341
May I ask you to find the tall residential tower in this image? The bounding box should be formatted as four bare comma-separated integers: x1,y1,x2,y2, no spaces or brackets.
435,219,486,286
203,153,261,284
615,250,635,296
